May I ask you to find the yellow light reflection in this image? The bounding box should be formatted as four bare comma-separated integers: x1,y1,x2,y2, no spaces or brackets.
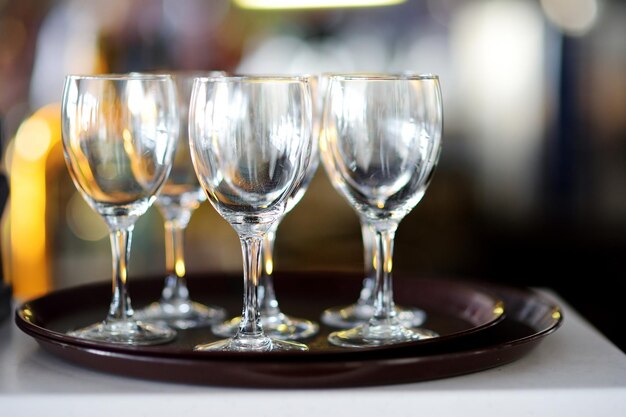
175,259,186,277
385,257,392,273
9,104,62,298
21,306,33,322
122,128,132,143
265,258,274,276
551,309,562,320
233,0,406,10
493,302,504,316
120,261,127,284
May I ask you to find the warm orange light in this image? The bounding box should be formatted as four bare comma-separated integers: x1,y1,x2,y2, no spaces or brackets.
14,118,51,161
8,104,62,299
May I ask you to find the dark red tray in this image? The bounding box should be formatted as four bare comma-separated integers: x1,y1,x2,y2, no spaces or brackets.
15,272,561,387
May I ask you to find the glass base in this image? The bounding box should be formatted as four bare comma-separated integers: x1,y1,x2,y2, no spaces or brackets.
67,319,176,346
194,334,308,352
327,322,437,348
212,313,319,340
135,300,226,329
321,303,426,329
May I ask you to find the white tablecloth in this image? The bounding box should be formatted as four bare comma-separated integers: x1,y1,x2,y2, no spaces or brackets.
1,290,625,417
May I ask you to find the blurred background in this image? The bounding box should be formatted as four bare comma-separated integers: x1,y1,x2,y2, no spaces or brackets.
0,0,624,350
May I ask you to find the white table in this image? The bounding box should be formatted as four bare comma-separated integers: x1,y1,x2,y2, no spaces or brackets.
1,291,625,417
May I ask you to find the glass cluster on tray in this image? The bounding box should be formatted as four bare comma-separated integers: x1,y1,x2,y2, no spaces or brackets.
60,72,443,352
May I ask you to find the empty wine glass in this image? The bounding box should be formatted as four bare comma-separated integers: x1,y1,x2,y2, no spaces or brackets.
189,75,314,352
320,73,426,330
134,72,226,329
211,76,320,341
320,74,443,348
61,74,178,345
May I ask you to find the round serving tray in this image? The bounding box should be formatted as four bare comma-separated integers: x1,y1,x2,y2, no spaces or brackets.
15,272,562,387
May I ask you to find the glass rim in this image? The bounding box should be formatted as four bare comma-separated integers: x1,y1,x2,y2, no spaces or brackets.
64,73,174,81
193,74,314,84
130,70,227,78
231,73,318,80
324,73,439,81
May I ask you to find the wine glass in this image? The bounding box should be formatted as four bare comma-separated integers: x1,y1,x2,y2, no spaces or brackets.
211,76,320,341
320,73,427,330
134,72,226,329
61,74,178,345
320,74,443,348
189,75,314,352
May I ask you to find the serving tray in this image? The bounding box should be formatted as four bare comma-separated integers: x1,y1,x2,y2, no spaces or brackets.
15,272,562,387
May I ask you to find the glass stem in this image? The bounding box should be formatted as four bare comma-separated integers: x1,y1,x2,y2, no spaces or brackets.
107,226,134,321
237,236,265,338
260,223,281,316
161,220,189,303
357,220,377,305
371,221,398,325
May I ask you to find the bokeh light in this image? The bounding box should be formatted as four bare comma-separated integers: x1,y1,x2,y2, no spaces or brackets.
66,192,108,242
541,0,600,36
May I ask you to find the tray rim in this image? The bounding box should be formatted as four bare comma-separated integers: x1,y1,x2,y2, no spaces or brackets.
15,273,506,360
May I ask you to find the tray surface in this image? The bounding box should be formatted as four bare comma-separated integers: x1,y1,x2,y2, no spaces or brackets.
15,272,562,387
